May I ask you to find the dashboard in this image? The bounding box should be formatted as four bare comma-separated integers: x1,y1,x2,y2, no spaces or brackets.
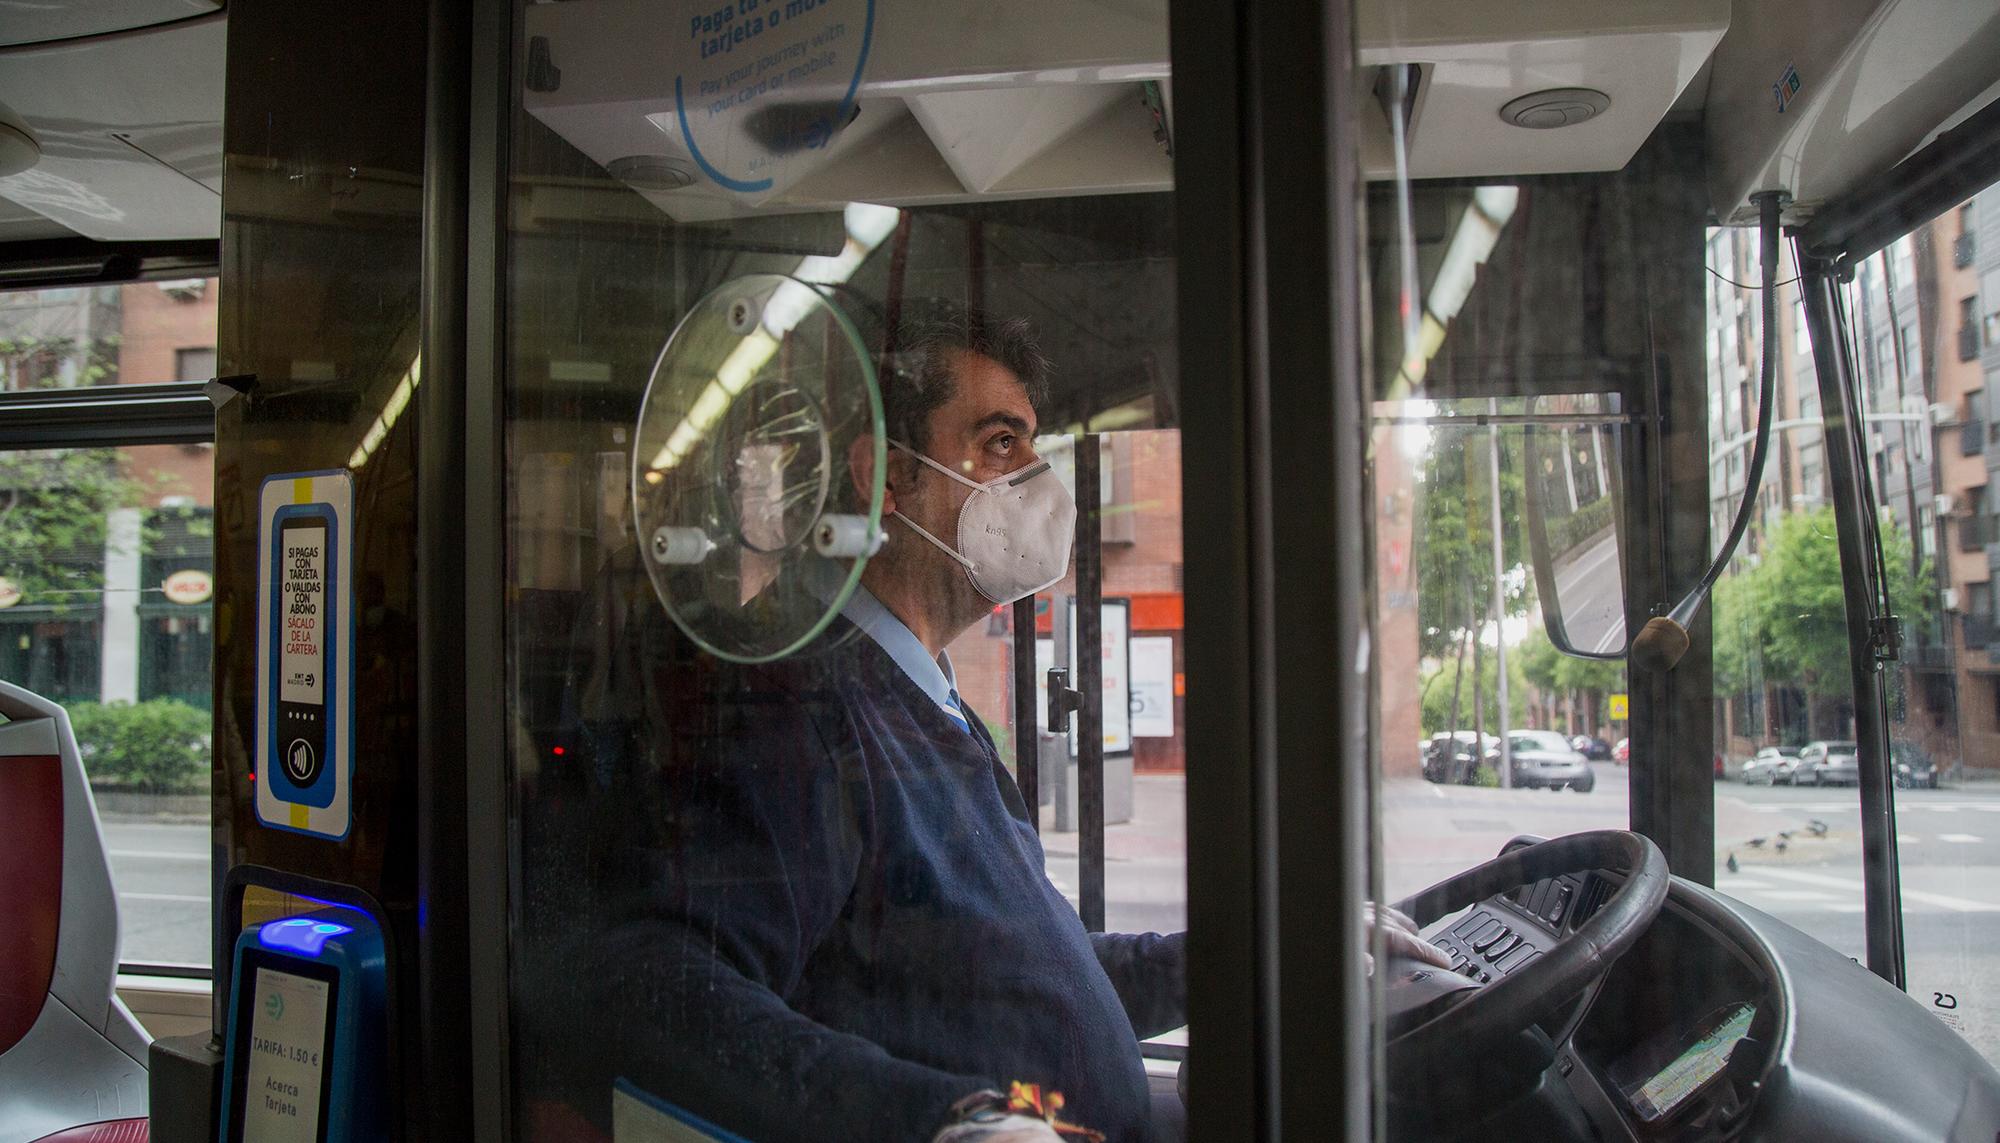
1426,867,1772,1137
1411,838,2000,1141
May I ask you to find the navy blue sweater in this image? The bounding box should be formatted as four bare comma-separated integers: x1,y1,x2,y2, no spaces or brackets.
588,618,1184,1142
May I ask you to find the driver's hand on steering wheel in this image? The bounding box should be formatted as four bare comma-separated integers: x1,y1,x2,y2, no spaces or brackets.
1366,902,1452,974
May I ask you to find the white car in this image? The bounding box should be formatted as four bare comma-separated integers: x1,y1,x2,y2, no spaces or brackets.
1739,746,1801,786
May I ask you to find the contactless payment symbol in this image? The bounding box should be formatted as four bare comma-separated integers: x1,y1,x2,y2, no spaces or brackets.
256,471,354,840
285,738,320,784
266,991,285,1021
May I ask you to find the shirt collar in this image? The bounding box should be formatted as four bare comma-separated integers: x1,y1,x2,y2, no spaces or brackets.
806,561,958,712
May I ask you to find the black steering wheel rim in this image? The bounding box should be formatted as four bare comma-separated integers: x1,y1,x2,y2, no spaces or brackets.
1387,830,1669,1065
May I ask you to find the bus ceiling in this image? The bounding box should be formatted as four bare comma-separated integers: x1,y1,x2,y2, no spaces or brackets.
0,0,1995,247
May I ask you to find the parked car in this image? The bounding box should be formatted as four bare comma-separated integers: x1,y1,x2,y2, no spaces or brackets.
1491,730,1596,792
1893,741,1940,789
1570,735,1613,761
1799,740,1860,787
1422,731,1494,785
1739,746,1801,786
1613,737,1630,764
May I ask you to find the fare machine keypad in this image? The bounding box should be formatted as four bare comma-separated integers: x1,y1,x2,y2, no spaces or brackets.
218,909,386,1143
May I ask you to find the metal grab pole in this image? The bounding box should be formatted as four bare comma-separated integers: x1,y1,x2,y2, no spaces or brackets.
1798,246,1907,988
1076,433,1106,933
1490,400,1512,785
1012,595,1039,826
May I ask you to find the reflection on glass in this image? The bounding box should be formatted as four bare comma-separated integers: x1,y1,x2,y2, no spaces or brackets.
1376,397,1629,902
505,72,1188,1129
1836,187,2000,1066
1704,222,1875,966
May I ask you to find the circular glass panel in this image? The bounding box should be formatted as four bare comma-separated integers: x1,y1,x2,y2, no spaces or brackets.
631,274,884,663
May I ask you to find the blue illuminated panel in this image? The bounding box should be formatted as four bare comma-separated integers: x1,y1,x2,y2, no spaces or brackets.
258,918,354,957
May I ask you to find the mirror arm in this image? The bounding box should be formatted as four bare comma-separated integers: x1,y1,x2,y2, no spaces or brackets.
1632,188,1790,671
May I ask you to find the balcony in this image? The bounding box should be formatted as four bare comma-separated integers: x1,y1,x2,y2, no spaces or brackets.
1956,233,1977,269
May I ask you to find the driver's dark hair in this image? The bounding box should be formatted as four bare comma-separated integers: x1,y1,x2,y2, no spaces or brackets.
877,299,1051,453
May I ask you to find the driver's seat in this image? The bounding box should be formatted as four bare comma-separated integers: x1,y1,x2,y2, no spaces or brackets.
0,680,151,1142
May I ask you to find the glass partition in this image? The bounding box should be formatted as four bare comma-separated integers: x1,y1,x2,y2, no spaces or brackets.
501,6,1189,1138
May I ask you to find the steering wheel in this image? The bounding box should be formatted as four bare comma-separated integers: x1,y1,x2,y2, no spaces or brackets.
1386,831,1669,1071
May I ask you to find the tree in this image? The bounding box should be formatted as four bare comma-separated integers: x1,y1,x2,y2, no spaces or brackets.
1710,507,1930,713
1413,424,1529,660
0,333,120,390
1517,623,1625,732
1421,640,1529,734
0,450,146,609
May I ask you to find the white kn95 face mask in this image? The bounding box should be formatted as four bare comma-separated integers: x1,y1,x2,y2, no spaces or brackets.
888,440,1077,606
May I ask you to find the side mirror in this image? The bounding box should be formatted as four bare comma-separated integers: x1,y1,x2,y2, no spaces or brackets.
1522,399,1629,660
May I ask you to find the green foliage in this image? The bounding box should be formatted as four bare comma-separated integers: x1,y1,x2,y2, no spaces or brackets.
0,333,120,390
1710,508,1929,701
1515,624,1625,727
1469,764,1499,788
1419,643,1530,734
1413,426,1529,659
67,699,210,794
0,449,145,608
1546,495,1615,557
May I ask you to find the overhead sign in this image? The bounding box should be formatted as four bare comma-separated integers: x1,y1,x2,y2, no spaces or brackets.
162,568,213,605
255,471,354,839
1609,692,1629,721
663,0,875,196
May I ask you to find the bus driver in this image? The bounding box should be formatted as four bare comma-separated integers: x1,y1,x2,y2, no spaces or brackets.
579,304,1444,1143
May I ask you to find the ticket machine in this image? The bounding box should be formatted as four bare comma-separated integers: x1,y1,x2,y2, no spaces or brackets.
215,910,386,1143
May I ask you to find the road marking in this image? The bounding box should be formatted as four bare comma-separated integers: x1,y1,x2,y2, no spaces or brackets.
1824,903,1867,913
1756,867,2000,913
120,892,206,904
1899,835,1921,844
1939,834,1982,844
1741,889,1836,901
108,850,205,861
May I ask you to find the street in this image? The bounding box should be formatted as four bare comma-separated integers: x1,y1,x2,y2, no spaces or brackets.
102,814,212,968
101,767,2000,1061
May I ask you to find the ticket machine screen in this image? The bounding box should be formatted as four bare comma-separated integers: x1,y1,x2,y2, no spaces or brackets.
235,960,337,1142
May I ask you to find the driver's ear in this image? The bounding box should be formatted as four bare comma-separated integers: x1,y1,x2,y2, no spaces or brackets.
848,434,907,517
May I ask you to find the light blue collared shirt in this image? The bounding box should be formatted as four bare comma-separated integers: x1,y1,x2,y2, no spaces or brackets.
805,562,960,718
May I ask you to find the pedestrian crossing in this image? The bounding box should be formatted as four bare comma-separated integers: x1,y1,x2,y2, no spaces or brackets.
1740,800,2000,814
1718,866,2000,915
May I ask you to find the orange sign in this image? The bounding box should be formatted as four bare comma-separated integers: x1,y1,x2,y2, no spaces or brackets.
162,569,214,605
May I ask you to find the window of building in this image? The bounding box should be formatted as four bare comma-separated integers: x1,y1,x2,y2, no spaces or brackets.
1963,297,1981,362
174,347,217,384
1900,321,1922,380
